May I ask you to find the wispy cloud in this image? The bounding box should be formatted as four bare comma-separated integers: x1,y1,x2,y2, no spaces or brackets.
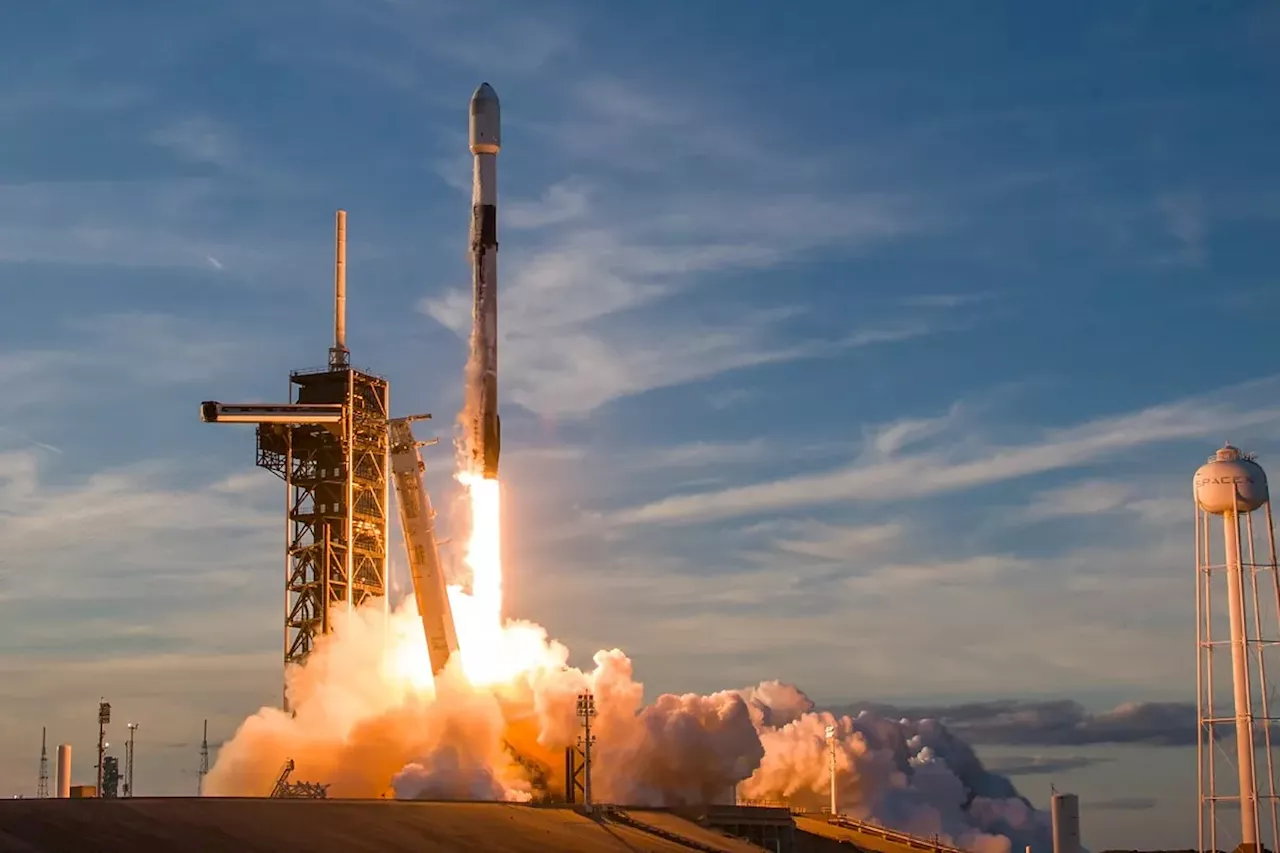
0,80,147,116
766,520,904,563
258,0,575,90
0,179,305,272
1022,478,1184,525
0,311,262,417
1156,191,1207,266
645,439,772,470
0,449,277,608
705,388,757,411
901,292,996,309
614,376,1280,525
1023,479,1135,520
149,115,240,169
505,180,591,230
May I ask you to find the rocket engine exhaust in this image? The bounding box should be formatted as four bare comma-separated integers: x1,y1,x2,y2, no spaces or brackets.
466,82,501,480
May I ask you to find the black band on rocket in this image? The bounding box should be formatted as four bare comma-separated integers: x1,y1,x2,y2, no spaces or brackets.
481,205,497,247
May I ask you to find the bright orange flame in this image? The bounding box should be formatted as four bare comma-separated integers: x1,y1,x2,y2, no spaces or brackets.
449,472,517,686
388,615,437,696
388,469,548,694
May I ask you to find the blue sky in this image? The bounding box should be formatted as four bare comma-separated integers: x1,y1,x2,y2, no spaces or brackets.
1,0,1279,847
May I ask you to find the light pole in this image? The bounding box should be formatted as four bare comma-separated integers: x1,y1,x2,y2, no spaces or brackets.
125,723,138,797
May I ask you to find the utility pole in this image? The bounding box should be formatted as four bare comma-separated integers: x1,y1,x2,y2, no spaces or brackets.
576,692,597,809
125,723,138,797
825,724,837,816
198,720,209,795
96,700,111,794
37,727,49,799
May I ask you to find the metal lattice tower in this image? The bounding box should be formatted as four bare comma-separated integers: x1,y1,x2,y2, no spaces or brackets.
1195,444,1280,853
200,211,390,688
96,700,110,795
255,364,389,666
198,719,209,795
576,692,597,809
37,727,48,799
102,755,120,799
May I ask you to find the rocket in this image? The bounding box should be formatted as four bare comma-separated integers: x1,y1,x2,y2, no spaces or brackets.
468,82,501,479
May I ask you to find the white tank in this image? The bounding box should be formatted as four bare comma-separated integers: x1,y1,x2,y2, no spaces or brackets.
1195,445,1269,515
56,743,71,798
1051,792,1081,853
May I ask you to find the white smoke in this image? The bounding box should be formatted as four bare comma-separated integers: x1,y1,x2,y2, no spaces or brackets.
206,600,1052,852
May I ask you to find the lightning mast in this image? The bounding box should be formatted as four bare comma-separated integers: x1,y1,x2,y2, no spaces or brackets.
200,211,390,690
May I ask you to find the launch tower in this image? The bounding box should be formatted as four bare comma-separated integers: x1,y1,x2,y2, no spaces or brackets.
201,211,389,674
1195,444,1280,853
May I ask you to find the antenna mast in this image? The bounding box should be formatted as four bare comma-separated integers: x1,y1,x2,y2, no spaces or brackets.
37,727,49,799
198,719,209,795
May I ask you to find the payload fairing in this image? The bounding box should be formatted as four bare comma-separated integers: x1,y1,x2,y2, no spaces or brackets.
467,82,501,479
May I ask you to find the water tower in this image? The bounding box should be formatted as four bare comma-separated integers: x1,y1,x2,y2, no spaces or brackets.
1195,444,1280,853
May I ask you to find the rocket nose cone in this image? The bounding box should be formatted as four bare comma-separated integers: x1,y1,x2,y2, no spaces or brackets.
469,82,501,152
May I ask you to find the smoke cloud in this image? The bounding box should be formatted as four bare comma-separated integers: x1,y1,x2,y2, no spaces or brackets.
207,601,1052,852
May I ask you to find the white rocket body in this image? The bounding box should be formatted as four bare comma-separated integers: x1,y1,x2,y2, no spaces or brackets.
467,82,501,479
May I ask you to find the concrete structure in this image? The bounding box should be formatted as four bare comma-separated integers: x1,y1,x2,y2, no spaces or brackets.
694,805,796,852
1195,444,1280,853
200,211,390,681
68,785,96,799
0,800,763,853
796,813,967,853
0,797,991,853
55,743,71,799
1050,792,1080,853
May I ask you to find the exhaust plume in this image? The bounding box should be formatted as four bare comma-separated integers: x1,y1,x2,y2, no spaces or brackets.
207,600,1053,851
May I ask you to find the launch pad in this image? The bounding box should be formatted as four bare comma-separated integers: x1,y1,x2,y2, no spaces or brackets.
198,87,501,685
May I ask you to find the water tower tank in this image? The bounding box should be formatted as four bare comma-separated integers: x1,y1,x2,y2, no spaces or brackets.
1194,445,1269,515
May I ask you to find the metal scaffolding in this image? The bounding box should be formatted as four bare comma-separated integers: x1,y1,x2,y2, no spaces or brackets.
255,365,389,666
